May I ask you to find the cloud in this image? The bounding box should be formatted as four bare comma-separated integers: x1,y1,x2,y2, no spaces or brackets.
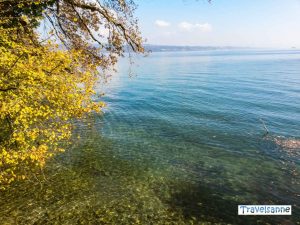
155,20,171,28
178,22,212,32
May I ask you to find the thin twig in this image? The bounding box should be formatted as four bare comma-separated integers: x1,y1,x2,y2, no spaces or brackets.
3,53,25,77
259,118,269,134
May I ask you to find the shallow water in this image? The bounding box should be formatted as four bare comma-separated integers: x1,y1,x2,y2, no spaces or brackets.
1,49,300,224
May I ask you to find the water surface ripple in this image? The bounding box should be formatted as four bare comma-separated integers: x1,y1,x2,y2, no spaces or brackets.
98,49,300,223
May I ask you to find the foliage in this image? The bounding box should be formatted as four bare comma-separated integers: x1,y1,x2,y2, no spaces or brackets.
0,26,104,187
0,0,144,187
0,0,145,67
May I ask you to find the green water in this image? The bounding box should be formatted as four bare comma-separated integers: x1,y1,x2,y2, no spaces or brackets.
1,50,300,224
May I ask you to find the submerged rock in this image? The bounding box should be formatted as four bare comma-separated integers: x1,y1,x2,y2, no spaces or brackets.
273,137,300,158
274,137,300,149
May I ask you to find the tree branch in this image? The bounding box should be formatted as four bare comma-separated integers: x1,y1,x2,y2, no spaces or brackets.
0,87,17,92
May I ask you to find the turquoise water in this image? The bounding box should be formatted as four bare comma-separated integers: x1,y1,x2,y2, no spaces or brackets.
1,49,299,224
98,49,300,223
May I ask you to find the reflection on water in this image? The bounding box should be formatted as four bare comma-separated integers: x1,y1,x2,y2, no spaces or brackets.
1,50,300,224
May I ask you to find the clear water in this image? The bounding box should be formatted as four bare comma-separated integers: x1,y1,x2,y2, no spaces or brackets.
1,49,300,224
99,49,300,223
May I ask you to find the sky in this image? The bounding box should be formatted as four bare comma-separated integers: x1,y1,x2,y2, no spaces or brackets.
134,0,300,48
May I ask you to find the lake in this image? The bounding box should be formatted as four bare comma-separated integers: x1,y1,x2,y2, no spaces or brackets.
100,49,300,223
1,49,299,224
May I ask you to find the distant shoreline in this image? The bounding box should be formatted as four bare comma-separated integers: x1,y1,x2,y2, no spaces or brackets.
143,44,243,52
137,45,299,52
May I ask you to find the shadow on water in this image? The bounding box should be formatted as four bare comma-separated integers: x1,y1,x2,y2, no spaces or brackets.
167,183,241,223
164,180,298,225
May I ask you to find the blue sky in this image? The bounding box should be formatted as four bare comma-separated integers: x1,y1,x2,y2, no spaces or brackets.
134,0,300,48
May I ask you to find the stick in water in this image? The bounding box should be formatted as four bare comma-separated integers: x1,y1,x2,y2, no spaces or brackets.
259,118,269,134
